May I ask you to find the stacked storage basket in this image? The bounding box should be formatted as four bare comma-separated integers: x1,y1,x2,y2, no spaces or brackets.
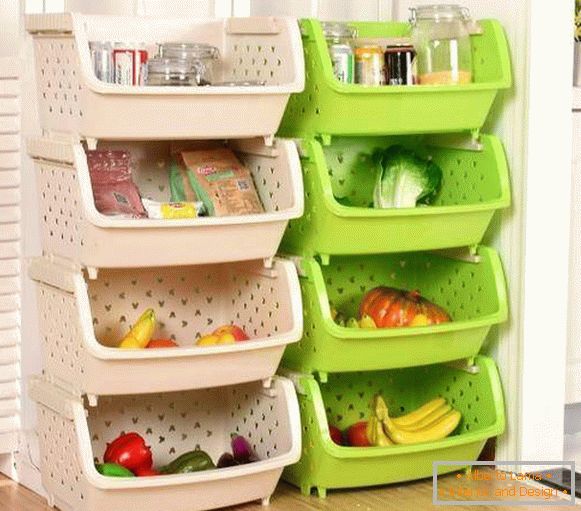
25,13,306,511
278,17,512,497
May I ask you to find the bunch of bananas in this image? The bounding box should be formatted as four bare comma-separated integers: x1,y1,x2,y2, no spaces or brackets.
366,395,461,446
118,308,156,349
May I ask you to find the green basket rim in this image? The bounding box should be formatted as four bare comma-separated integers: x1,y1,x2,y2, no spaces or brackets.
301,18,513,94
298,355,505,460
299,245,509,340
302,133,512,219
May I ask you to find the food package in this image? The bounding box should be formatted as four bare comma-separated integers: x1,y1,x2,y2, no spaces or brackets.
141,198,205,219
169,148,264,216
87,149,146,218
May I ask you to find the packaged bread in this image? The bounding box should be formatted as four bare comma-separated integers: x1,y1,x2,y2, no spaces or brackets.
169,148,264,216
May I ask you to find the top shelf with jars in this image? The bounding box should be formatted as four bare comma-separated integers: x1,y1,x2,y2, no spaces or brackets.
278,13,511,139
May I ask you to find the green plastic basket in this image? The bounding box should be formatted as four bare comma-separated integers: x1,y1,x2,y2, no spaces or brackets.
278,19,512,138
281,134,510,258
282,247,507,378
282,355,505,497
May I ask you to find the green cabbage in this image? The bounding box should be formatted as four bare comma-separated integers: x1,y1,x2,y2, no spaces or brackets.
373,145,443,209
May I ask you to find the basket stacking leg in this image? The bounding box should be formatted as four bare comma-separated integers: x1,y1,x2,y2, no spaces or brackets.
300,484,312,496
261,495,271,506
316,486,327,499
47,493,55,508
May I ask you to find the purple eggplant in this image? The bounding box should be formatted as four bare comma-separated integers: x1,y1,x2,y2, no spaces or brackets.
217,452,238,468
230,434,258,464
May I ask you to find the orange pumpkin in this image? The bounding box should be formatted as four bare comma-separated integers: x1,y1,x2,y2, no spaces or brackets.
359,286,451,328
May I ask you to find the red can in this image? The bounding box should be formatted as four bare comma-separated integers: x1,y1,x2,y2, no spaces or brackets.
113,44,148,86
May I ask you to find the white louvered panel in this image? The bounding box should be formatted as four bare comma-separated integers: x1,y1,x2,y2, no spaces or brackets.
0,116,19,134
0,311,19,330
0,363,19,384
0,188,20,205
0,294,19,313
0,135,19,152
0,59,19,457
0,152,20,169
0,277,20,295
0,80,19,97
0,259,19,276
0,241,21,259
0,398,19,418
0,172,19,188
0,205,20,223
0,223,20,242
0,328,19,347
0,381,18,400
0,417,18,434
0,98,19,116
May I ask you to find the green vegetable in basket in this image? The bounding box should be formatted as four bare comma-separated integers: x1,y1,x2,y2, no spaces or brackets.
159,449,215,474
95,463,135,478
373,145,442,209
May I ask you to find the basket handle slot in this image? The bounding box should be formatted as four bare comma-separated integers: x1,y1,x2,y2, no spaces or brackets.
226,17,281,35
26,13,73,34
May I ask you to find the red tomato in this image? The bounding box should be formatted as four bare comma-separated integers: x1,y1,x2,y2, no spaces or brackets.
328,425,343,445
346,421,370,447
146,339,179,348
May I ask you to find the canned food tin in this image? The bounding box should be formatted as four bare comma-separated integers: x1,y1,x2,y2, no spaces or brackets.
355,45,385,86
329,43,354,84
385,40,415,85
89,41,113,83
113,44,148,86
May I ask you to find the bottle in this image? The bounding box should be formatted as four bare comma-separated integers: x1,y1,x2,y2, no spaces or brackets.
322,22,356,84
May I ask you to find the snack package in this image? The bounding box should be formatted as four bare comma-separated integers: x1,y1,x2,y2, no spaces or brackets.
169,148,264,217
142,198,205,219
87,150,146,218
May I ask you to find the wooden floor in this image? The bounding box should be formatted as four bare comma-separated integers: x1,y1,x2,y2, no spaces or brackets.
0,472,578,511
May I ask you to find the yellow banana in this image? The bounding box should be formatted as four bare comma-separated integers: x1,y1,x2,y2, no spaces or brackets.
118,308,156,349
366,416,393,447
396,404,452,432
383,410,461,445
391,397,447,427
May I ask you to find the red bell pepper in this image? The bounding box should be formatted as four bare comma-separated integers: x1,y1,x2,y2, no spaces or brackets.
104,432,153,473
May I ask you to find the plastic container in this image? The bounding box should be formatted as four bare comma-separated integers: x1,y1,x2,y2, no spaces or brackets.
156,43,220,85
278,19,511,138
25,13,304,140
30,376,301,511
27,137,303,270
283,355,504,496
282,247,507,378
410,5,474,85
281,134,510,258
28,256,302,398
146,58,197,86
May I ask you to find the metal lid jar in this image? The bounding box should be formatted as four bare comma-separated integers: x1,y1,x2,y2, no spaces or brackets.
146,58,195,86
158,42,220,85
409,4,473,85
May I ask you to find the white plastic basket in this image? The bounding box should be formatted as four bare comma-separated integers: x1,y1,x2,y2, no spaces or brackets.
27,137,303,270
30,376,301,511
26,13,304,140
28,256,302,398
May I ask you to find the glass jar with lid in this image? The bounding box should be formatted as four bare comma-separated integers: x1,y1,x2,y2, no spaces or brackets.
146,58,195,86
158,42,220,85
322,22,356,84
409,4,473,85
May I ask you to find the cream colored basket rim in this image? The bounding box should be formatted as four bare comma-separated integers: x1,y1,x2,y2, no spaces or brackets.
29,376,302,490
25,13,305,96
28,255,304,361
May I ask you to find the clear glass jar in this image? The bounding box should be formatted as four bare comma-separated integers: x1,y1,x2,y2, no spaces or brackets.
146,58,195,86
158,43,220,85
409,4,473,85
322,22,356,84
